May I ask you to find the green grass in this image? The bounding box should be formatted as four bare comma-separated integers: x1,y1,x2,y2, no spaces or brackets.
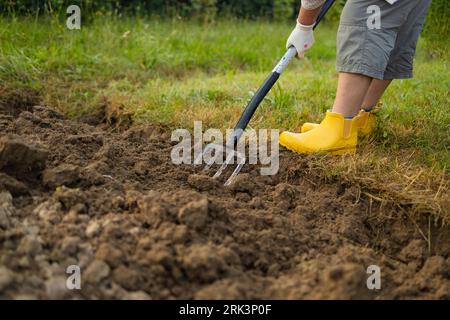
1,16,449,221
2,16,447,167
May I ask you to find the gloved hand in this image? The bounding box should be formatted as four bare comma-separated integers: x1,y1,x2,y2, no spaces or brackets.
286,21,315,58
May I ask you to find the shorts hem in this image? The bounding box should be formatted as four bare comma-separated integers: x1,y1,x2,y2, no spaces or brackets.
336,63,385,80
383,72,413,80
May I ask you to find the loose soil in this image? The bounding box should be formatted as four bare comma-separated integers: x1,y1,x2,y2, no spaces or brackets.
0,105,449,299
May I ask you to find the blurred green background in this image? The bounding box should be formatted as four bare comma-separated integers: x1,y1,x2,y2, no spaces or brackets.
2,0,448,55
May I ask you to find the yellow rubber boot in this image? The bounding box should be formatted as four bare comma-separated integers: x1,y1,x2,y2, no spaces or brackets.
280,111,359,155
358,103,381,136
300,121,320,133
300,103,382,136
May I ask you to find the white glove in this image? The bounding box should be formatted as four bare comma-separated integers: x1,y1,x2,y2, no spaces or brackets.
286,21,315,58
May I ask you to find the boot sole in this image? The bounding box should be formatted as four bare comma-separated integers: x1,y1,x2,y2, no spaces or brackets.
280,140,356,156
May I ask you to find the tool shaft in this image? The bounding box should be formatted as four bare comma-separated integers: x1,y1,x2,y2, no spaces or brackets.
230,0,335,147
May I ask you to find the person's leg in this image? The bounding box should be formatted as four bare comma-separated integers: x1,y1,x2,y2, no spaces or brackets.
331,0,422,117
362,79,392,110
318,68,391,122
331,72,372,117
280,74,370,155
301,77,391,135
280,0,425,155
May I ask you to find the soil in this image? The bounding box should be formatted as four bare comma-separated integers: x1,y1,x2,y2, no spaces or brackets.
0,105,449,300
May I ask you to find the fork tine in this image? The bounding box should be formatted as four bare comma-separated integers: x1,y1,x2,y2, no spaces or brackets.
201,143,223,171
194,142,247,185
224,155,245,186
212,152,234,178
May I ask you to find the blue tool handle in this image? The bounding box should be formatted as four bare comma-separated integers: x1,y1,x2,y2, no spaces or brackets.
230,0,336,147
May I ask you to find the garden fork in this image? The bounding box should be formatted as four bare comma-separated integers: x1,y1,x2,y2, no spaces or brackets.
197,0,336,186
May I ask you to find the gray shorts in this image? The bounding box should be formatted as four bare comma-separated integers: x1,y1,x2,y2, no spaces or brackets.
336,0,431,80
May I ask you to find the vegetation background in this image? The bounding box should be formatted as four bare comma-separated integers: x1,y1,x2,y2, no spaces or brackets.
0,0,449,222
1,0,449,36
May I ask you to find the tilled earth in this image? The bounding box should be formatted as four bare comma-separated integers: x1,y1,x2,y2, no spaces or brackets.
0,105,449,299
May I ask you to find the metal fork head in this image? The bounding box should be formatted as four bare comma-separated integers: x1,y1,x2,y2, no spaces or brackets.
195,142,246,186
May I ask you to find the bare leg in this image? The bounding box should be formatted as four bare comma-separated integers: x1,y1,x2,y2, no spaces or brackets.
332,72,372,117
362,79,392,110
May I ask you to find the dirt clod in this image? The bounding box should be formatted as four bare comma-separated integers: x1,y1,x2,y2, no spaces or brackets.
178,198,209,230
187,174,220,191
17,235,42,257
227,173,256,194
95,243,124,268
399,239,427,264
43,164,80,189
0,135,48,180
84,260,110,284
85,221,101,238
60,236,80,255
181,244,233,283
112,265,141,291
0,173,29,196
33,200,62,224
